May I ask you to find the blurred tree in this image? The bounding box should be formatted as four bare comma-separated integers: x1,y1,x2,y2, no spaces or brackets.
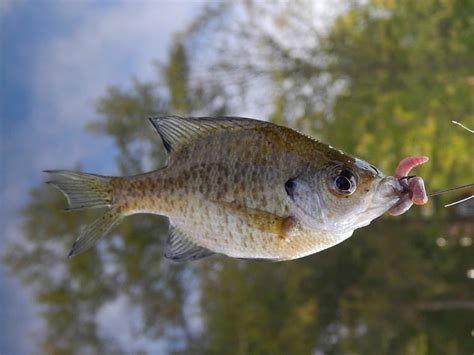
3,0,473,354
163,41,191,114
181,1,474,353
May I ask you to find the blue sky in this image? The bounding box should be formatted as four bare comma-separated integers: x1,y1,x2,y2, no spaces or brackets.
0,1,204,353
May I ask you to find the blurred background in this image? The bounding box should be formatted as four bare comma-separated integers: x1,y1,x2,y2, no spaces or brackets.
1,0,473,354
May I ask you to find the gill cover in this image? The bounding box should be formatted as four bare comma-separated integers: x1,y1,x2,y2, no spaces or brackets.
284,174,324,230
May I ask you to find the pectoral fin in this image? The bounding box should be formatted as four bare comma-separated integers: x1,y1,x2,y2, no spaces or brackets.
216,201,297,240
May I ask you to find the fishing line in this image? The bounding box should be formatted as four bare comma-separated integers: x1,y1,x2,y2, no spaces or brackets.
452,120,474,133
427,183,474,208
444,195,474,207
399,175,416,181
399,177,473,207
439,121,474,206
427,183,474,197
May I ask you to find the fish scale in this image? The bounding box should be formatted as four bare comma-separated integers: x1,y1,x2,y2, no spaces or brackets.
111,123,352,259
45,116,427,261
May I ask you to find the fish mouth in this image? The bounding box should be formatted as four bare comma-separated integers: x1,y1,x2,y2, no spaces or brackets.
382,177,416,216
375,176,408,215
377,156,429,216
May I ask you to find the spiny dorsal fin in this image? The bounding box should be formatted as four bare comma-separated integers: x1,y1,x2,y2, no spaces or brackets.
148,116,269,153
165,225,215,262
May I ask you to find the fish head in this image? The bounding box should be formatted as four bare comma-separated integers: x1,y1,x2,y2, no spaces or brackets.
288,154,428,234
319,158,392,231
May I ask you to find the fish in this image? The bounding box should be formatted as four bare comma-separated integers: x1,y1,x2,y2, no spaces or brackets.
45,116,429,261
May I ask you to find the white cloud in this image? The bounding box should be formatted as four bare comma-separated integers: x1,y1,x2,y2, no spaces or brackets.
96,295,167,353
4,0,205,236
29,0,204,170
34,1,198,126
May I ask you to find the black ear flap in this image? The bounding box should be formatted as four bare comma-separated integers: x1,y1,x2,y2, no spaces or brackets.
285,178,298,199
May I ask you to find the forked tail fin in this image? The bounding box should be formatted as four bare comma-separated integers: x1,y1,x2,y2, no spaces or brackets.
44,170,113,210
44,170,123,257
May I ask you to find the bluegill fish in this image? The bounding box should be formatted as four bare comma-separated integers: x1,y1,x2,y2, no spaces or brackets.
45,116,428,261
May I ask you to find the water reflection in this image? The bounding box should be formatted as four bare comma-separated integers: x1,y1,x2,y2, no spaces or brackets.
3,187,473,353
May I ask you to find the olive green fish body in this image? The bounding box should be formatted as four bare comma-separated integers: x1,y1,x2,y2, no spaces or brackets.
46,116,406,261
113,123,350,260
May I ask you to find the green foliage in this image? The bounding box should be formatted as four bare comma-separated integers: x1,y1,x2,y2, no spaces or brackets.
3,0,473,354
90,81,167,175
163,41,191,113
321,0,473,215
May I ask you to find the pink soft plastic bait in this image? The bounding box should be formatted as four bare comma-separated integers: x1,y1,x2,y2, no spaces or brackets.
388,156,429,216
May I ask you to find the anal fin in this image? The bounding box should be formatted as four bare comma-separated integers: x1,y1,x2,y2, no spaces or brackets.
68,207,123,257
165,226,215,262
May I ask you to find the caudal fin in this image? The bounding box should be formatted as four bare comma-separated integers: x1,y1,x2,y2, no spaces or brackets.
45,170,123,257
44,170,113,210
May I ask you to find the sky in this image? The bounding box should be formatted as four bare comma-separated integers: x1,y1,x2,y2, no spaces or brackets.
0,1,205,353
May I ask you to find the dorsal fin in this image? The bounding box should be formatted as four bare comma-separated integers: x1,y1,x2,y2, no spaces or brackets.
165,225,215,262
148,116,269,153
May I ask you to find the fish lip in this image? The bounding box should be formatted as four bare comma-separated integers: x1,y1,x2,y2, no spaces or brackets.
378,175,404,194
376,175,410,205
377,176,422,215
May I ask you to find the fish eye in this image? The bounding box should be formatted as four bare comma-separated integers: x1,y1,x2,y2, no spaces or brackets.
332,168,358,195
